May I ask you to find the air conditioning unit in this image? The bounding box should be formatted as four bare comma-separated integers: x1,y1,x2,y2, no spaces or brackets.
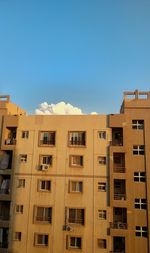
20,157,26,162
40,164,49,171
62,225,72,231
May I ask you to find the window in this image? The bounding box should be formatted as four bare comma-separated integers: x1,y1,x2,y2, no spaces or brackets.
135,226,147,237
70,155,83,167
15,205,23,214
40,155,52,168
98,182,106,192
34,233,48,246
69,131,86,146
68,236,82,249
34,206,52,223
20,154,27,162
68,208,85,225
134,172,146,182
98,131,106,139
133,145,144,155
38,180,51,192
22,131,29,139
132,120,144,130
39,131,55,146
135,199,147,209
97,239,106,249
17,179,25,188
98,156,106,165
98,210,107,220
14,232,22,241
69,181,83,193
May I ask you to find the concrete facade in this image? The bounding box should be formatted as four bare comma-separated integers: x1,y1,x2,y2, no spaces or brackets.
0,90,149,253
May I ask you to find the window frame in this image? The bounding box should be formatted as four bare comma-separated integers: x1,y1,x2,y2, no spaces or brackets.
39,155,53,166
34,233,49,247
21,131,29,139
97,239,107,249
68,208,85,225
98,182,106,192
15,204,24,214
133,145,145,155
14,232,22,241
34,206,52,224
20,154,27,162
68,236,82,249
17,179,25,188
69,181,83,193
98,156,106,165
98,210,107,220
69,155,84,167
68,131,86,147
98,131,106,139
38,180,51,192
134,172,146,182
134,198,147,209
132,120,144,130
38,131,56,146
135,226,147,237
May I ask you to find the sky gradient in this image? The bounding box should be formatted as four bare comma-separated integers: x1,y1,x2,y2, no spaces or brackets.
0,0,150,114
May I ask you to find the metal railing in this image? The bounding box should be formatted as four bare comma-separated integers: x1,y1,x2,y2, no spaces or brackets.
69,140,85,146
68,218,84,225
110,222,127,229
113,167,126,173
36,216,52,223
114,193,126,200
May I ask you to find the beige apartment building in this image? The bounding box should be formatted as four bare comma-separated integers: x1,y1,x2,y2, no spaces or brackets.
0,90,149,253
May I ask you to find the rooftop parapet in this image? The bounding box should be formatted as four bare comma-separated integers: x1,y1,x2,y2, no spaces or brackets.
120,90,150,113
0,95,10,103
123,90,150,100
0,95,26,116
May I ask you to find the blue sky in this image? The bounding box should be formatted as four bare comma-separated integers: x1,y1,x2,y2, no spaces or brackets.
0,0,150,114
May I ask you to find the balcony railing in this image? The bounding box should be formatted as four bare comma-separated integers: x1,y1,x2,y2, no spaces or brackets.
5,138,16,145
113,167,126,173
39,139,55,145
110,222,127,229
114,193,126,200
0,189,10,194
69,140,85,146
36,216,52,223
68,218,84,225
0,214,9,221
0,242,8,249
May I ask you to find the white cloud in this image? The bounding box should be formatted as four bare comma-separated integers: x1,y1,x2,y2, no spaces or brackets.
35,101,83,115
90,112,98,115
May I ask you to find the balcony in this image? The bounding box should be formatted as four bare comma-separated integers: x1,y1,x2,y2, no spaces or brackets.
110,236,125,253
114,167,126,173
114,193,126,201
111,128,123,146
0,202,10,226
110,222,127,230
0,228,9,250
0,178,10,200
4,127,17,145
114,179,126,201
111,208,127,230
0,151,12,173
113,153,125,173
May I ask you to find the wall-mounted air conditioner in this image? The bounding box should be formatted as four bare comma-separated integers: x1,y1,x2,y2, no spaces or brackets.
40,164,49,171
